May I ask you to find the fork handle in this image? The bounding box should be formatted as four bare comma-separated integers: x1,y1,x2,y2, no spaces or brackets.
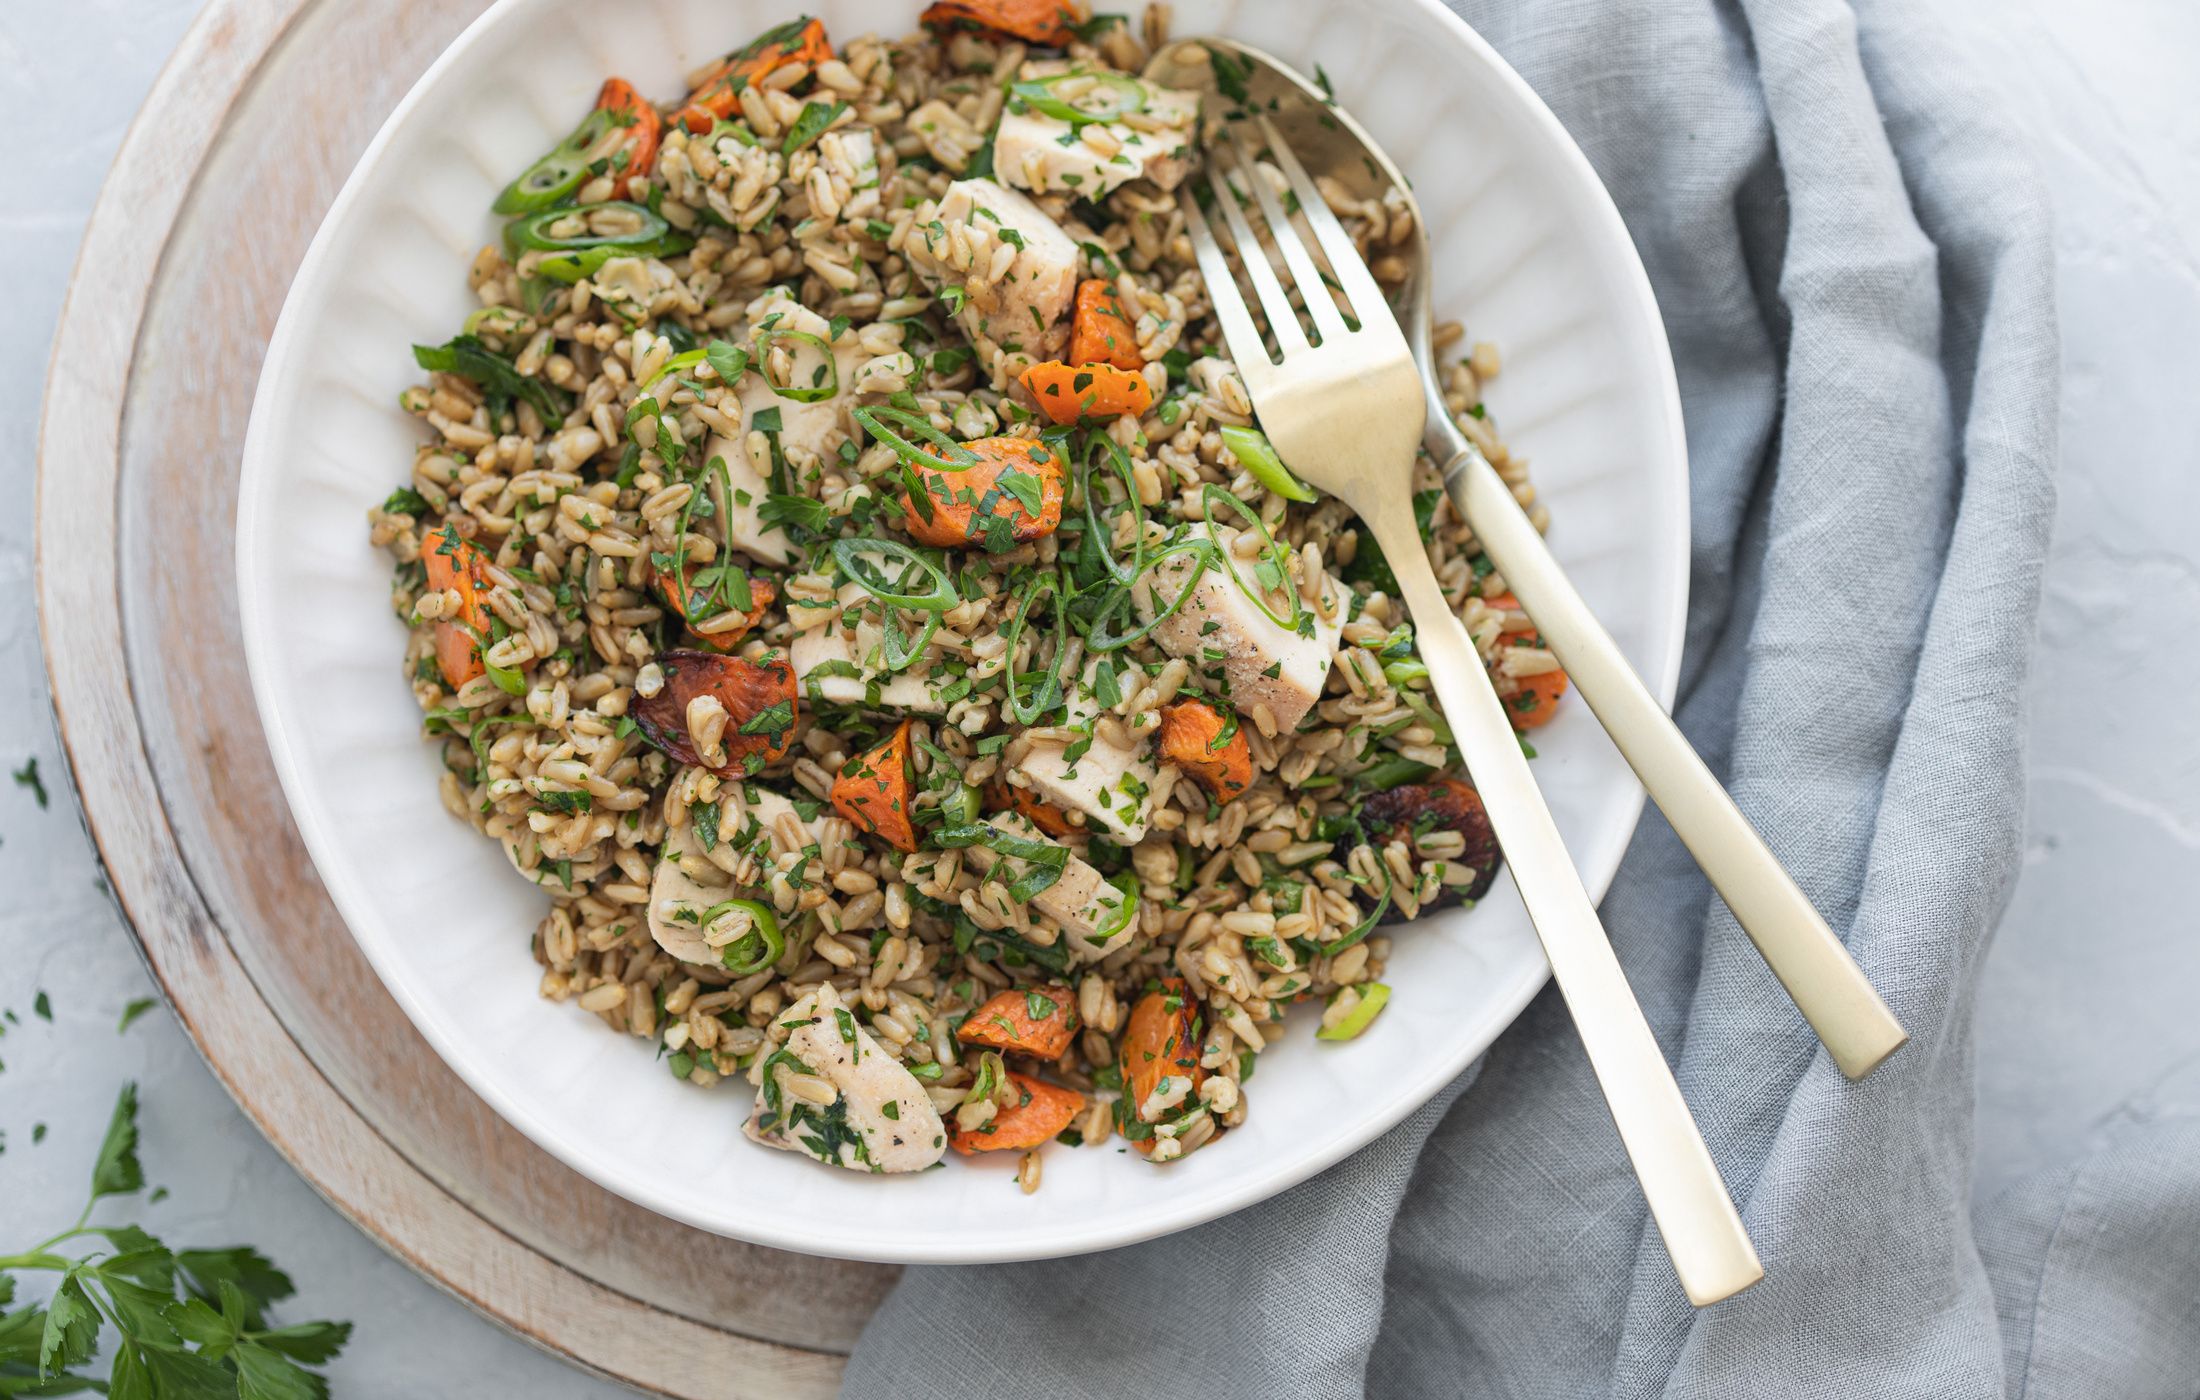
1441,446,1907,1080
1367,497,1762,1307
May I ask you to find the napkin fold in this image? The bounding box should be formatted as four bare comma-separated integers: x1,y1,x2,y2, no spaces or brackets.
845,0,2091,1391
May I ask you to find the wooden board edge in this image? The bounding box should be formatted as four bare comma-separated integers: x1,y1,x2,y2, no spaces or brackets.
33,0,848,1393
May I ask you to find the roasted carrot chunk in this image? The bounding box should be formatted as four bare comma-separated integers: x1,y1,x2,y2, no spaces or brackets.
673,103,718,135
951,1071,1085,1155
920,0,1088,47
422,525,493,689
630,649,798,774
901,435,1065,549
1485,593,1568,729
1119,978,1205,1155
958,985,1080,1060
830,719,919,853
1069,279,1142,371
983,779,1077,837
1357,777,1501,906
1022,360,1153,425
1157,699,1251,803
686,17,833,118
593,79,662,199
650,557,775,652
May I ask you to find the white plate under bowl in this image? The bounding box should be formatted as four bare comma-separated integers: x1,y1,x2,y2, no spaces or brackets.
237,0,1689,1263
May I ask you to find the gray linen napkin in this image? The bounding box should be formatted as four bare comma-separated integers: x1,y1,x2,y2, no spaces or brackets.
844,0,2108,1391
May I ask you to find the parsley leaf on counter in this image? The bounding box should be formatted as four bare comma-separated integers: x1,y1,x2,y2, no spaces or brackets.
0,1084,352,1394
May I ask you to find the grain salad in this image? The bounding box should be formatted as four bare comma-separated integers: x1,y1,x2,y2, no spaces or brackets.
365,0,1566,1187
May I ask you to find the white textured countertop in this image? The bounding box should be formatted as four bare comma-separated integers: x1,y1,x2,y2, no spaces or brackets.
1,0,2190,1391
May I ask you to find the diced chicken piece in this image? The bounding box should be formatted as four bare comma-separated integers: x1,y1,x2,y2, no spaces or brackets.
647,783,815,965
745,983,947,1173
963,814,1140,964
789,582,952,713
994,65,1201,198
903,178,1079,375
1014,660,1161,843
699,430,792,566
699,290,866,566
1136,521,1345,732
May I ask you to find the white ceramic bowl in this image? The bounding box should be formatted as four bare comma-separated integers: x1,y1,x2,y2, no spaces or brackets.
238,0,1688,1263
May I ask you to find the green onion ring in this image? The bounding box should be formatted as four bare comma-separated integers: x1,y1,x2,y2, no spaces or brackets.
1081,536,1220,652
1218,425,1317,503
504,201,673,256
852,404,984,473
1009,71,1148,125
704,898,785,976
492,108,617,216
831,538,958,613
757,328,840,404
1080,432,1146,587
1200,484,1305,632
1003,571,1071,725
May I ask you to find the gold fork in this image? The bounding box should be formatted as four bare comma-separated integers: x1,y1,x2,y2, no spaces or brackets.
1178,117,1763,1306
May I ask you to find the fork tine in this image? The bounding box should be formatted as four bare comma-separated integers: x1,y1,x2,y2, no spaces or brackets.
1255,115,1393,321
1208,138,1333,348
1220,122,1348,343
1178,188,1278,376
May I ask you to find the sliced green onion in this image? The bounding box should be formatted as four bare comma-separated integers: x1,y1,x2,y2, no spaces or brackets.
642,348,709,391
1356,755,1434,791
853,404,982,473
878,604,939,672
1004,571,1069,725
1081,536,1220,652
1009,71,1148,125
1200,484,1305,632
939,783,982,829
493,108,617,215
1382,658,1430,688
1089,871,1140,949
831,539,958,613
1323,868,1395,956
1219,425,1316,503
1397,689,1454,745
757,328,840,404
1080,431,1146,587
705,898,785,976
532,233,696,284
505,201,674,255
1316,982,1391,1041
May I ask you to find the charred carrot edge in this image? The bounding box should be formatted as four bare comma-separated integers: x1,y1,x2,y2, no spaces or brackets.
1119,978,1205,1156
957,985,1080,1060
630,650,800,773
920,0,1088,47
984,779,1077,837
1021,360,1154,425
423,526,492,688
951,1071,1085,1154
1069,279,1143,371
1156,699,1251,804
688,17,833,118
830,719,919,852
902,435,1065,549
594,78,662,199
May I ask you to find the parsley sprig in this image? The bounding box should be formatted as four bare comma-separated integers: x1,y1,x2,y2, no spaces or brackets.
0,1085,352,1396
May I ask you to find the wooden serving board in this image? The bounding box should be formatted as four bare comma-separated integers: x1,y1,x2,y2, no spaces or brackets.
36,0,897,1392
